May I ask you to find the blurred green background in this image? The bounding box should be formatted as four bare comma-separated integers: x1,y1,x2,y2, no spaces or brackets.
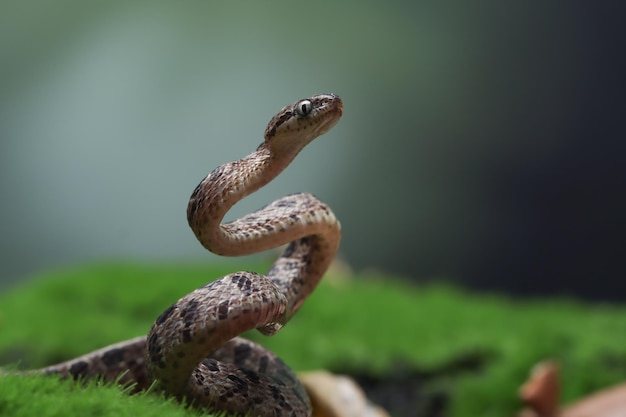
1,2,624,299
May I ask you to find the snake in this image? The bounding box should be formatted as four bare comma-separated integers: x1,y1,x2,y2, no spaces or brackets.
8,94,343,417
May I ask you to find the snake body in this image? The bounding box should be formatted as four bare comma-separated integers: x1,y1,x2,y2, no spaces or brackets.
17,94,344,417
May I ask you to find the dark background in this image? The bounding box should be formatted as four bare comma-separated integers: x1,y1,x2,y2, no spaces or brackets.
1,2,624,300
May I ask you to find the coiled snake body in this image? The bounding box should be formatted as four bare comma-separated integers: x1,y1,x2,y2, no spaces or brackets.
17,94,344,417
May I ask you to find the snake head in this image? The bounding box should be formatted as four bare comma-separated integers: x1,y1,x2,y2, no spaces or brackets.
263,94,343,155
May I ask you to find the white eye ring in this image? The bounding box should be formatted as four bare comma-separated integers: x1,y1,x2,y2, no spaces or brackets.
295,100,312,116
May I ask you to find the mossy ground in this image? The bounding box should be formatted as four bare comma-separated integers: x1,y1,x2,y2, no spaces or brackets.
1,262,625,417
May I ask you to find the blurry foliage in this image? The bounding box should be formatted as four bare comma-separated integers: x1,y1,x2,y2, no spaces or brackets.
1,263,625,416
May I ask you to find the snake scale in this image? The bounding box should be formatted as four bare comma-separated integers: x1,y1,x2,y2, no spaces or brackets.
10,94,344,417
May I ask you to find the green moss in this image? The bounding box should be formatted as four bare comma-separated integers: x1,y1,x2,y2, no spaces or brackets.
1,262,625,417
0,373,199,417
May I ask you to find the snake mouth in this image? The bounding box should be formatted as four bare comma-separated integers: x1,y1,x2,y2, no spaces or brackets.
312,94,343,137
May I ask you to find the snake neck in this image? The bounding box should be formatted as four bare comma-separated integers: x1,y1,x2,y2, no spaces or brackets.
187,142,299,256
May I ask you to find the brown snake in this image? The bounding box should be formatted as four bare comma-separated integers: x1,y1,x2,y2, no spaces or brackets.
9,94,343,417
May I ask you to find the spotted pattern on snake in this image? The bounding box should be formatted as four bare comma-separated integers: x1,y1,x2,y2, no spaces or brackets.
11,94,343,417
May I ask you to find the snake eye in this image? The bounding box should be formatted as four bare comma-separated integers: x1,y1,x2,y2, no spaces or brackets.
295,100,312,116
